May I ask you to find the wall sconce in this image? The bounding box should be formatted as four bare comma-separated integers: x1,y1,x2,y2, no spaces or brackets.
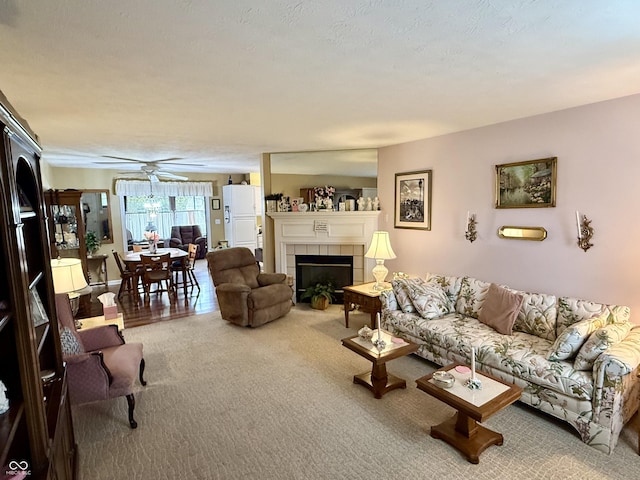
575,211,594,252
364,231,396,290
465,211,477,243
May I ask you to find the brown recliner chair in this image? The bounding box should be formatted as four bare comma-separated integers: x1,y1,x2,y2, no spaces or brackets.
206,247,292,327
170,225,207,259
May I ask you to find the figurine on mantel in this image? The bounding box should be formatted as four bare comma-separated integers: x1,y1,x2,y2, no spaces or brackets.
366,197,372,211
357,196,366,211
373,197,380,211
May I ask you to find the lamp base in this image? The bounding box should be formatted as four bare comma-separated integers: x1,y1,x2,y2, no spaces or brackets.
371,260,388,291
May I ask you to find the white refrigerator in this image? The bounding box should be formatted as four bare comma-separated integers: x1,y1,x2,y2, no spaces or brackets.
223,184,258,252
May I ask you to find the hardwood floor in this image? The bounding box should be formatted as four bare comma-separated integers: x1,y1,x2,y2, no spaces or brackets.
78,258,219,328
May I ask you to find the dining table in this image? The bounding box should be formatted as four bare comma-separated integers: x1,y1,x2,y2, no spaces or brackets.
122,247,190,297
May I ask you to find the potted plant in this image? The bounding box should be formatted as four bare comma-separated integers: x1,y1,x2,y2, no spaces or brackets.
85,230,101,256
301,282,335,310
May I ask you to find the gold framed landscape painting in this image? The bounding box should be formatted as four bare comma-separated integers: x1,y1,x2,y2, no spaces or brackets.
394,170,432,230
495,157,557,208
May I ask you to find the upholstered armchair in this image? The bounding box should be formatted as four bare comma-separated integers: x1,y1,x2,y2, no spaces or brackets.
54,294,146,428
206,247,292,327
170,225,207,259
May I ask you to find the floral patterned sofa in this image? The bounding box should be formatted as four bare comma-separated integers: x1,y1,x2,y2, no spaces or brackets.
380,274,640,454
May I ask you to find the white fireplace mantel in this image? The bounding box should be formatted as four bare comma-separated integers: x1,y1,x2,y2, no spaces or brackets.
267,211,380,282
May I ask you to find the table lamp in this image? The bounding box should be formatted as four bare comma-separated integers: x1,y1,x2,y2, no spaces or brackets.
364,231,396,290
50,258,89,318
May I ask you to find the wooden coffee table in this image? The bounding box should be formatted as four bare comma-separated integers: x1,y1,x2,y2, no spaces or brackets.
342,330,418,399
416,363,522,464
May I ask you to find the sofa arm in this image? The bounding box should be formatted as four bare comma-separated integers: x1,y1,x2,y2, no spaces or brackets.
169,237,182,248
215,283,252,326
380,290,399,311
257,273,287,286
78,325,125,351
592,327,640,425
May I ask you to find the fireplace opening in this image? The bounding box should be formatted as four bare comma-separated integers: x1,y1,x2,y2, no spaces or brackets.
295,255,353,304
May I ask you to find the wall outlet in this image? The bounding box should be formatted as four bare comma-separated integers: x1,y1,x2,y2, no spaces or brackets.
215,219,221,224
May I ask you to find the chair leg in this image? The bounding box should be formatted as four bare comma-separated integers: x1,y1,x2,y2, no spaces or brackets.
189,269,200,292
139,358,147,386
126,394,137,429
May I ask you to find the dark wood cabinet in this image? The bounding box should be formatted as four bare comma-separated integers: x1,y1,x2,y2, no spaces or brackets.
45,189,89,282
0,90,76,479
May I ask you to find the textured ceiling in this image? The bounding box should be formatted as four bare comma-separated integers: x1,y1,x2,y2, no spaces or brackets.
1,0,639,177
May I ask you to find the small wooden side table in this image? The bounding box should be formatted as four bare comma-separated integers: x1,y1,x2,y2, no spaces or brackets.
79,312,125,331
87,254,109,287
342,331,418,399
343,282,391,328
416,363,522,464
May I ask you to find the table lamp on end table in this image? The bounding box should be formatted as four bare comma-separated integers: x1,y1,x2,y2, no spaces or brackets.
364,231,396,291
50,257,89,324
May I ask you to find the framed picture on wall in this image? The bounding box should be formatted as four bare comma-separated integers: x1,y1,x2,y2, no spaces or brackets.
211,198,221,210
495,157,557,208
394,170,432,230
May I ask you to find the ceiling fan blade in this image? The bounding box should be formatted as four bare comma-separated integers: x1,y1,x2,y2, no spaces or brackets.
101,155,142,162
149,157,184,164
156,171,188,180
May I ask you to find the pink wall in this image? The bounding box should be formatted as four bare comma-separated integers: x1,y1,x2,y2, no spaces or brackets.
377,93,640,321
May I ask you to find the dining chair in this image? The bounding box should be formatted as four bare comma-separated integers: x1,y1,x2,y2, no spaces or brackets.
112,249,142,301
140,252,175,302
173,243,200,295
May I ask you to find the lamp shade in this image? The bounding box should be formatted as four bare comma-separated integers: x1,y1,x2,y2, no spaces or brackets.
364,231,396,260
50,258,88,294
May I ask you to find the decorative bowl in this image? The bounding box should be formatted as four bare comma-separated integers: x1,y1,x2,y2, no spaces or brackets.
358,325,373,341
432,371,455,388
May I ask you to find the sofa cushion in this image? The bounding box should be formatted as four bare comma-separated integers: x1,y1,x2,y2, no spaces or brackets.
556,297,631,337
384,310,594,400
426,274,464,308
574,323,632,371
455,277,491,318
478,283,523,335
406,281,453,320
391,279,416,313
547,313,609,361
512,290,558,341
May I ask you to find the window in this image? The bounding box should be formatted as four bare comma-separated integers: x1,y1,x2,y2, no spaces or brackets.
124,195,207,243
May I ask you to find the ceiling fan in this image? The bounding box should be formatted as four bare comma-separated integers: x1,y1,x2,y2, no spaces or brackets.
97,155,194,182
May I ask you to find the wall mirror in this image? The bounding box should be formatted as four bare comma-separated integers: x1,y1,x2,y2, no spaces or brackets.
81,189,113,244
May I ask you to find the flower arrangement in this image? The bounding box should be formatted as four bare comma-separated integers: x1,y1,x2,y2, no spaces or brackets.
143,231,160,243
144,231,160,253
314,185,335,209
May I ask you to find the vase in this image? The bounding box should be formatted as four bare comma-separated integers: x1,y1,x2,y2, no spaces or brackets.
149,242,157,254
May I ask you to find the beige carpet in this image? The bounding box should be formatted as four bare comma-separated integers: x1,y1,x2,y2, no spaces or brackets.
73,305,640,480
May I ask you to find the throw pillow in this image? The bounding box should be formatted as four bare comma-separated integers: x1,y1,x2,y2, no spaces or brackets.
59,326,84,356
573,323,631,370
405,281,453,320
547,313,608,361
478,283,524,335
391,279,416,313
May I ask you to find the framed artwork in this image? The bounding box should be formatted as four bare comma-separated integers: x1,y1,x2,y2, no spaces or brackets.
211,198,221,210
394,170,432,230
495,157,557,208
29,288,49,328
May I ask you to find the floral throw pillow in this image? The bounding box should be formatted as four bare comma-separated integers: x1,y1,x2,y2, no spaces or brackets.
405,280,453,320
60,326,84,356
391,279,416,313
547,313,608,361
573,323,631,370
